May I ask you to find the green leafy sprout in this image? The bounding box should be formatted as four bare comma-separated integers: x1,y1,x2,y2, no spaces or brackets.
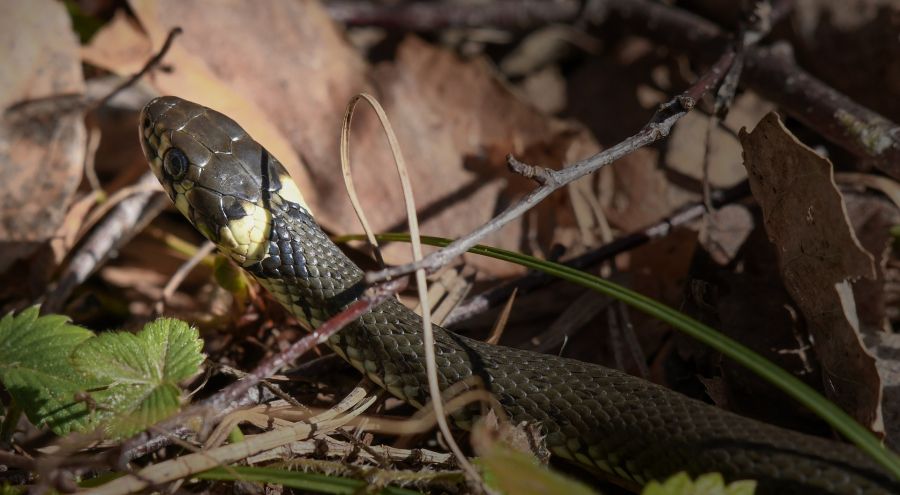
0,308,203,438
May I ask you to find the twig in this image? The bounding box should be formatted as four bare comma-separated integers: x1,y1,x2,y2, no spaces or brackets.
276,457,463,491
5,27,181,119
88,27,182,113
202,278,407,416
39,27,184,314
153,240,216,315
366,48,739,285
246,435,453,467
42,172,167,314
599,0,900,178
331,0,900,175
443,181,750,326
90,386,380,495
327,0,581,31
119,278,407,463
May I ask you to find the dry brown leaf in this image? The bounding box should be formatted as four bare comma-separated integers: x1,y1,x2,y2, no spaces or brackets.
82,0,317,207
359,37,598,276
740,112,882,431
666,91,774,188
601,148,670,229
701,204,754,266
865,332,900,451
713,231,822,429
78,9,151,74
0,0,86,272
87,3,597,278
843,192,900,333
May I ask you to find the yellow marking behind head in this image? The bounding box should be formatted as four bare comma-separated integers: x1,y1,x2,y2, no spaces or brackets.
218,200,272,266
276,173,311,212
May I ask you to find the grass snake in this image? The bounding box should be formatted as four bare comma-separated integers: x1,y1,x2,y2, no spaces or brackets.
139,96,898,494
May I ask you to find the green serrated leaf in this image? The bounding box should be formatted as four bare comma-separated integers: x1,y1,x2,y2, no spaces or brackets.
71,318,203,437
642,472,756,495
0,306,97,434
477,444,598,495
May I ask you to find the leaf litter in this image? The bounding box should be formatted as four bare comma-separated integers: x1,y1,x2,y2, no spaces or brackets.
1,0,900,493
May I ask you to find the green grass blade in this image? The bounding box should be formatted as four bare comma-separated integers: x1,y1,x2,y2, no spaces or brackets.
335,233,900,479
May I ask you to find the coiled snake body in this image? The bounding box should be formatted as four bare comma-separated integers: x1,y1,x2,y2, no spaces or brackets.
140,96,898,494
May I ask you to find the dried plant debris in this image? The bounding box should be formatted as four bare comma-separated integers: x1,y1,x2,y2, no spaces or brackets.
2,1,900,494
740,112,882,431
83,1,602,279
0,1,86,272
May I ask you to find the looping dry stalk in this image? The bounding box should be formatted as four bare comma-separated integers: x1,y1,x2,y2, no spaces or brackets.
338,92,485,488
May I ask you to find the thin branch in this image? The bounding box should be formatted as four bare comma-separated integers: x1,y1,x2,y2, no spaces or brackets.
89,27,182,112
599,0,900,178
203,278,407,416
443,180,749,326
246,435,453,466
96,386,381,495
6,28,181,118
326,0,581,31
366,48,738,284
42,172,167,314
153,240,216,315
40,27,184,314
118,277,407,463
330,0,900,175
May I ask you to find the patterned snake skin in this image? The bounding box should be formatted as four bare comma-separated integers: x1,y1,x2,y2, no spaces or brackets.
140,96,898,494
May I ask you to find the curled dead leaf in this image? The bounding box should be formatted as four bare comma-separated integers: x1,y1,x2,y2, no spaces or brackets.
740,112,882,431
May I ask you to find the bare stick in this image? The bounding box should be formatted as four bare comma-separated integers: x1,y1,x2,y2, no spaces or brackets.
43,172,167,313
154,240,216,315
327,0,581,31
41,27,184,313
330,0,900,176
366,49,738,284
119,278,407,462
89,27,182,112
94,387,380,495
204,278,406,415
599,0,900,177
443,181,749,325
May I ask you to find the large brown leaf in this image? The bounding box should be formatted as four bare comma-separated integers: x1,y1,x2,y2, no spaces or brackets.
0,0,86,272
740,112,882,431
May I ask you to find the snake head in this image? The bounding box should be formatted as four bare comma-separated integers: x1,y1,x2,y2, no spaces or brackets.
139,96,306,266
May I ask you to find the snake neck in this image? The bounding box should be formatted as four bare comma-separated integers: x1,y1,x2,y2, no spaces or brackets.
241,198,366,330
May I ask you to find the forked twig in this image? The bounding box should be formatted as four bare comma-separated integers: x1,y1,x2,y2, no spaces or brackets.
366,48,738,284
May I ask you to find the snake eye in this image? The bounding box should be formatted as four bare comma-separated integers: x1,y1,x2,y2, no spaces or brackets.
163,148,189,180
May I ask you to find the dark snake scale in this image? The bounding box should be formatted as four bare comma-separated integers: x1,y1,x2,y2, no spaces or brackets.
140,96,899,494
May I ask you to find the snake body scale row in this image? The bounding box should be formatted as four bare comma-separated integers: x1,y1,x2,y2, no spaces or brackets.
139,96,898,494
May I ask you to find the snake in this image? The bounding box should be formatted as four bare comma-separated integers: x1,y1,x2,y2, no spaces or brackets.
139,96,898,494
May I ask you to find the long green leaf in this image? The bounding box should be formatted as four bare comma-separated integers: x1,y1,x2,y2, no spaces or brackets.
335,233,900,479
